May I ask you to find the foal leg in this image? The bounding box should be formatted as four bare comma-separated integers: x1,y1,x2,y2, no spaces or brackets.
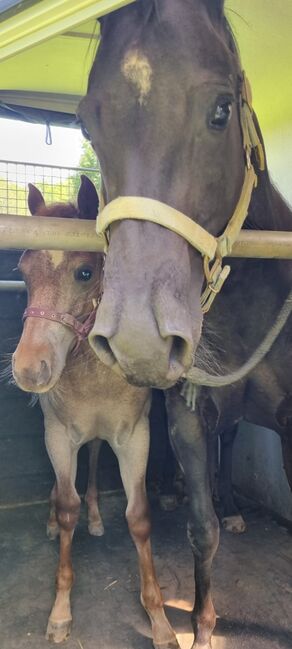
165,387,219,649
47,481,60,540
85,439,104,536
219,425,246,534
44,424,80,643
111,417,179,649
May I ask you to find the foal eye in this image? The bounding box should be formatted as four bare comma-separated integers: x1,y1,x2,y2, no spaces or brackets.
74,267,93,282
209,101,232,129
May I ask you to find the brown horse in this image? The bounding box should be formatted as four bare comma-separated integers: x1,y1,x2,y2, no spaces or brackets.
78,0,247,389
12,178,179,649
77,1,292,646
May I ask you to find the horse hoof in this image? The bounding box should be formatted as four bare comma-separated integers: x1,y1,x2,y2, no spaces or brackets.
159,494,179,512
88,520,105,537
46,618,72,643
46,523,60,541
222,514,246,534
191,643,211,649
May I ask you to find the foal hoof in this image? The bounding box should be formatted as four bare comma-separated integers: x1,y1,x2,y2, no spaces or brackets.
153,640,180,649
46,618,72,643
88,519,105,537
46,522,60,541
222,514,246,534
191,643,211,649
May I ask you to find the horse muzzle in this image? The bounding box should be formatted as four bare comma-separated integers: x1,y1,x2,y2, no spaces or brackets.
89,296,194,388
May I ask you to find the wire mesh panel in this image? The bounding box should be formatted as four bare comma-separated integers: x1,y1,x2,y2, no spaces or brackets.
0,160,101,216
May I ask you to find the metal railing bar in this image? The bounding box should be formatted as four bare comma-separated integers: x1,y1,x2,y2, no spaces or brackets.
0,280,25,291
1,214,292,259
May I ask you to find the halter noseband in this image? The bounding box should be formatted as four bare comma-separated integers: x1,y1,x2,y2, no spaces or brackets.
23,304,98,353
96,72,265,313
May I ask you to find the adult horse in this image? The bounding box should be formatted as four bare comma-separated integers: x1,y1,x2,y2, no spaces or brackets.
78,0,292,646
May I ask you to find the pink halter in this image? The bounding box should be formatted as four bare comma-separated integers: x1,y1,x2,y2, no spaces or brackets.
23,305,98,353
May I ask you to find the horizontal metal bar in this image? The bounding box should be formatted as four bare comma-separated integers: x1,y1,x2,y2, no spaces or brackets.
230,230,292,259
0,214,292,259
0,280,25,291
0,214,105,252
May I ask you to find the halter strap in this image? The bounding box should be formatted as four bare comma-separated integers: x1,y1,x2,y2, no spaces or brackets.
96,72,265,313
98,196,218,259
23,305,97,352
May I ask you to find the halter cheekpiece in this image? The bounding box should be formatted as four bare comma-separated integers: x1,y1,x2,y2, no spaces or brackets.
23,304,98,353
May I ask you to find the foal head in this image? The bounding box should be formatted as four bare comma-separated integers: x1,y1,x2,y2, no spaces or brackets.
12,176,103,393
78,0,253,388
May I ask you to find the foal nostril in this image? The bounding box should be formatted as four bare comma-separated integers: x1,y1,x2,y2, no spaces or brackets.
38,360,51,385
13,358,52,390
90,335,116,368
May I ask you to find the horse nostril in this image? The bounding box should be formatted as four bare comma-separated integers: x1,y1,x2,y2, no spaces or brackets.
90,335,116,368
169,335,191,368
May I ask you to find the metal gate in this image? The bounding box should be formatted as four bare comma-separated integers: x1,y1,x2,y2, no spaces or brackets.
0,159,100,216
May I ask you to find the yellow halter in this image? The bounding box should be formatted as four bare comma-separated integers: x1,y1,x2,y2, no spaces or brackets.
96,73,265,313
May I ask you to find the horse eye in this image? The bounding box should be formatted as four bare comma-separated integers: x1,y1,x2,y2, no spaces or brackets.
210,101,232,129
74,267,93,282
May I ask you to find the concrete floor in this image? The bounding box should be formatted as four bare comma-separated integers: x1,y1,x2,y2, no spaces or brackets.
0,495,291,649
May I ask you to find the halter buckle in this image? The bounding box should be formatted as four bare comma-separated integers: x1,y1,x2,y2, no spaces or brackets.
200,257,231,314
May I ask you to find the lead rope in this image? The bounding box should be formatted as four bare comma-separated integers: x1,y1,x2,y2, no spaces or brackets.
181,288,292,409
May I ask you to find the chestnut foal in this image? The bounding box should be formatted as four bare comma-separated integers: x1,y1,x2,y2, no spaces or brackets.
12,177,178,649
47,437,104,539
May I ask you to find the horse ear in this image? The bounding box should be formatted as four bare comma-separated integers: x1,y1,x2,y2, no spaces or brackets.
204,0,225,19
77,175,99,220
27,183,46,215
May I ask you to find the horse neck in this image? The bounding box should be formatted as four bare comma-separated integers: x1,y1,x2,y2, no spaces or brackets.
247,168,292,232
232,164,292,296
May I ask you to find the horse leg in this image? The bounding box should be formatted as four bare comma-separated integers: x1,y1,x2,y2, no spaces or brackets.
44,425,80,643
207,431,219,501
165,387,219,649
111,417,179,649
85,439,104,536
280,431,292,490
47,481,60,540
219,425,246,534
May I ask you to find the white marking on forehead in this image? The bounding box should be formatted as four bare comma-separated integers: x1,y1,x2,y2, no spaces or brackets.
121,48,152,105
48,251,65,268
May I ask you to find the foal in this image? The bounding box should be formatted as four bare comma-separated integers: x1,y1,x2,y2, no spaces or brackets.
12,177,177,649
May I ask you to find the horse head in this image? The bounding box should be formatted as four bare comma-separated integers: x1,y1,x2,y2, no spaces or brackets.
78,0,260,388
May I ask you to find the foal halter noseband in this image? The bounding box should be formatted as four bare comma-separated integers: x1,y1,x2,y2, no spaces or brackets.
96,73,265,313
23,305,98,352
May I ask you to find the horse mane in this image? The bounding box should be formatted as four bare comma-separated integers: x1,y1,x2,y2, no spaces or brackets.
221,12,292,231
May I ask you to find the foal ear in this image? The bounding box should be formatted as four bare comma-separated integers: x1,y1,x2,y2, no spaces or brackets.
77,175,99,220
27,183,46,215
